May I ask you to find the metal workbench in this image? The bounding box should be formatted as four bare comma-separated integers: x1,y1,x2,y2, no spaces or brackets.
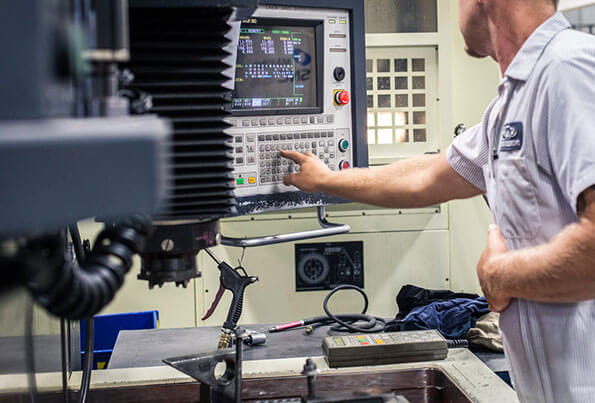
104,324,518,403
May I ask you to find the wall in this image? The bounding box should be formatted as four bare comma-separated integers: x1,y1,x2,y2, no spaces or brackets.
560,0,595,11
446,1,501,293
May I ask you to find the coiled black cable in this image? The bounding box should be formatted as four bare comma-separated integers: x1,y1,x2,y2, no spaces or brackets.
446,339,469,349
23,215,151,320
301,285,387,334
227,293,243,330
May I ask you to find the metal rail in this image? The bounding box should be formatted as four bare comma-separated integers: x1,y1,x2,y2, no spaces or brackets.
220,206,350,248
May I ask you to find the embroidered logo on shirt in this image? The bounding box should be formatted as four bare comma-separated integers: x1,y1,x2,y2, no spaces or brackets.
500,122,523,152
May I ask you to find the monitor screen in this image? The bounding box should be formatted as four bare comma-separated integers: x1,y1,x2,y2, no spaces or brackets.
232,18,322,115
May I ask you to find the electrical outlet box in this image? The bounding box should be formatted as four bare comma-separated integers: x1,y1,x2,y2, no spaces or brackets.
295,241,364,291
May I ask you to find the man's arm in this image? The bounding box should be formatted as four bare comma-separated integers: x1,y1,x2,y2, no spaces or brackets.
280,150,483,209
479,187,595,310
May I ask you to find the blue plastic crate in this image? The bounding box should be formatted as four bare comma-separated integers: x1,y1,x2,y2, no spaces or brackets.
81,310,159,369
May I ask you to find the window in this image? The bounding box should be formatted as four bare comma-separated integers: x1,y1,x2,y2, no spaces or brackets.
564,5,595,34
365,47,437,154
365,0,438,33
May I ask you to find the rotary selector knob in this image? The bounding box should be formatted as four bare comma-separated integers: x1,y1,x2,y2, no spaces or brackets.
339,160,351,170
333,67,346,82
334,90,350,106
338,139,350,152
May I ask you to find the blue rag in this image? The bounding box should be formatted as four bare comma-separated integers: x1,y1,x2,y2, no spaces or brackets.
398,297,490,339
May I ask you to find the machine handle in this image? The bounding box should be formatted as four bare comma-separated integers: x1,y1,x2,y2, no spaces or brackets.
220,206,350,248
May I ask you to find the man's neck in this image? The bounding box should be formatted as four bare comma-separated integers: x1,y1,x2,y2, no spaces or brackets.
488,6,556,75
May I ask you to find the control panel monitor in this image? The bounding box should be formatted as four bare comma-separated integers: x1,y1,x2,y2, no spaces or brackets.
232,18,322,115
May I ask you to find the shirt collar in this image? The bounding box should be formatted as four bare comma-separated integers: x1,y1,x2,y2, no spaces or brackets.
504,12,571,82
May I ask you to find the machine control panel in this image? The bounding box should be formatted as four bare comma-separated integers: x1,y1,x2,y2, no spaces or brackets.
295,241,363,292
229,6,359,203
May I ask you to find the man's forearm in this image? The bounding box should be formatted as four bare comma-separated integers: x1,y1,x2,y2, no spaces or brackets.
316,153,481,208
487,217,595,303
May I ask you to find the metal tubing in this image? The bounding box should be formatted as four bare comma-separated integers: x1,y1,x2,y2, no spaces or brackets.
220,206,350,248
60,318,70,403
234,329,243,403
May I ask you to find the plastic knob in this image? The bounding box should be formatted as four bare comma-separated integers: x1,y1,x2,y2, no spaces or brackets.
338,139,350,152
333,67,346,82
334,90,350,106
339,160,351,170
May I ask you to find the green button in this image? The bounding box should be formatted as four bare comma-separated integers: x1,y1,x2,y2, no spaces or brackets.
237,178,245,185
339,139,350,152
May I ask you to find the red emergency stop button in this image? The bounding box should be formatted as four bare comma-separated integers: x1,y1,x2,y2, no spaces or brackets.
334,90,350,106
339,160,351,170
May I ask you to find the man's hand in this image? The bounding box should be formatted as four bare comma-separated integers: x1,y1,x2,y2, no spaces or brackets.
280,150,333,193
477,225,512,312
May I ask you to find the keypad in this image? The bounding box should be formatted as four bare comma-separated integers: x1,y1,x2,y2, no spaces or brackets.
257,130,336,185
233,133,257,172
233,130,340,186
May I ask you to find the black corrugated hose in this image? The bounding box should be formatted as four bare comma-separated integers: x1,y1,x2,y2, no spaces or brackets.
23,215,151,320
4,216,150,403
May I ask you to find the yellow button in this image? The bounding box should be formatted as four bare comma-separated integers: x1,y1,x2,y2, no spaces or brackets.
375,339,384,345
339,19,347,24
248,177,256,184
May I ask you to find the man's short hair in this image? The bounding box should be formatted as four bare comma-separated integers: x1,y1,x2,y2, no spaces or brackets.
553,0,559,8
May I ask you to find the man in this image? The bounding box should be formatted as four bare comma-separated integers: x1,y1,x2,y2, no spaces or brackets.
280,1,595,402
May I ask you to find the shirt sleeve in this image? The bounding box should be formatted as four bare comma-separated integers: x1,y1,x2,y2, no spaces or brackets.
545,54,595,214
446,123,490,193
